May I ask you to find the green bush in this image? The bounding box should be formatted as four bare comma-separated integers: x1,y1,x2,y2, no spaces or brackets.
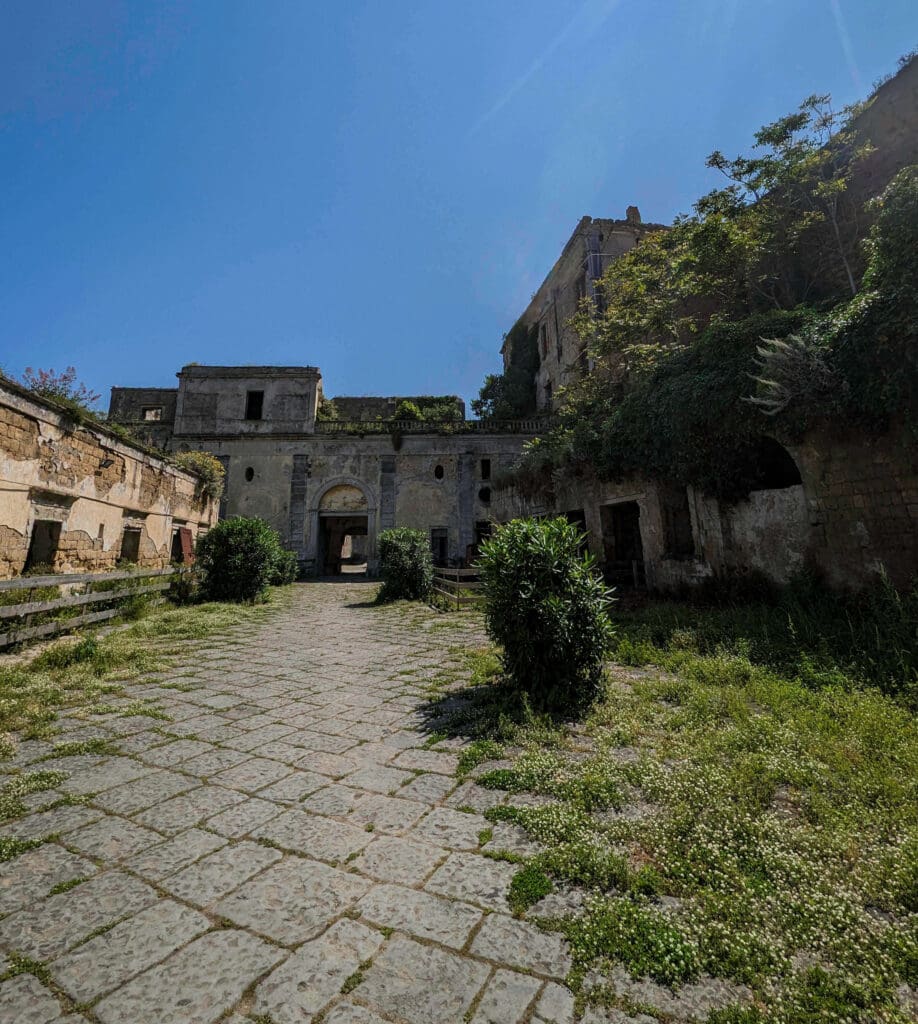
269,547,300,585
477,517,614,706
377,528,434,602
196,517,286,603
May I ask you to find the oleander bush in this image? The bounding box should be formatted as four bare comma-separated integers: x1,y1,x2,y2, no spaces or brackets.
477,517,614,706
377,527,434,602
196,517,286,603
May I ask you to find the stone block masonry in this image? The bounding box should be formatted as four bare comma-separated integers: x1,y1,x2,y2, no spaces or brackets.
0,377,217,578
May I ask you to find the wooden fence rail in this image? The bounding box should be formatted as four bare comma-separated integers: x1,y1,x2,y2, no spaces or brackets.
0,566,188,649
432,566,482,610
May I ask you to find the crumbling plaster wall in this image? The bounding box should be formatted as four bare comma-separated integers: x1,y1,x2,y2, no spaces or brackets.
0,382,217,578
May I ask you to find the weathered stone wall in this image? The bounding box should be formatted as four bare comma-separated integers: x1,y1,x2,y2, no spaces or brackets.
173,365,320,438
108,387,178,449
790,423,917,589
0,380,218,578
492,424,918,591
194,431,529,575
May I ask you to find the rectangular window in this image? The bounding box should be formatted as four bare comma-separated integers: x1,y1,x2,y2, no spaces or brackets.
480,458,491,481
245,390,264,420
142,407,163,421
539,322,549,360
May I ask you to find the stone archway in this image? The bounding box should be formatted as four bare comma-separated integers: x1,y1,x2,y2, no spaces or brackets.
306,477,378,577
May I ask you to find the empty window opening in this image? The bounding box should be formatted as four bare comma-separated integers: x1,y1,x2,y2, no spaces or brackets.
600,501,645,587
431,528,448,567
480,459,491,481
120,527,142,564
24,520,61,572
565,509,589,554
478,487,491,504
434,464,444,480
244,466,255,482
540,322,549,360
97,524,105,541
245,390,264,421
170,530,184,563
142,406,163,421
748,438,803,490
662,488,696,559
544,383,553,410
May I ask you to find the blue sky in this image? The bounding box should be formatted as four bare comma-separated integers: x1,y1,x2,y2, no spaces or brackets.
1,1,915,413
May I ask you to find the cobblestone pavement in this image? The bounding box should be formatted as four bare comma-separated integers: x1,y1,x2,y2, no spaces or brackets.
0,583,580,1024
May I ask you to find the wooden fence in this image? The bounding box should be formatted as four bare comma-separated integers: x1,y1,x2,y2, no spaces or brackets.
432,566,482,610
0,566,188,649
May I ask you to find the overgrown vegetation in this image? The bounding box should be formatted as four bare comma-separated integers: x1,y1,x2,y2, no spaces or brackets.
477,518,614,706
425,594,918,1021
0,594,282,759
614,571,918,707
172,450,226,500
195,516,297,602
490,77,918,501
391,396,464,421
377,527,434,602
472,319,539,420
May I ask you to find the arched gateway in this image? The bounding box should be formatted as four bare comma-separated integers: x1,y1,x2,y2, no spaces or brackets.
310,478,377,577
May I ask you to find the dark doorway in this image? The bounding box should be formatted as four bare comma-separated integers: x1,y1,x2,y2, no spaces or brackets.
600,501,645,586
430,528,448,567
319,515,368,576
171,530,184,563
25,520,61,572
120,527,142,564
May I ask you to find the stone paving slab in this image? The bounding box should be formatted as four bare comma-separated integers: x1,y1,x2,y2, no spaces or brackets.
0,972,65,1024
0,871,158,959
425,851,517,910
471,913,572,978
356,882,483,948
253,918,385,1022
93,929,284,1024
352,835,448,885
123,827,228,881
0,584,586,1022
0,844,96,916
213,855,371,945
355,933,490,1024
159,840,281,906
51,899,211,1002
472,968,544,1024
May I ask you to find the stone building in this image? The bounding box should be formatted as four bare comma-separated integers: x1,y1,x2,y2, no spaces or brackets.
493,423,918,592
109,365,536,576
503,209,666,411
0,377,217,578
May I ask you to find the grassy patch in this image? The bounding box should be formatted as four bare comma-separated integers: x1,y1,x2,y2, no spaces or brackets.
47,875,87,896
448,591,918,1022
0,835,49,862
508,863,553,913
0,771,68,821
0,593,284,757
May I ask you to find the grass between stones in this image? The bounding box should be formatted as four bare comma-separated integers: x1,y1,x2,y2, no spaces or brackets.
0,590,288,758
427,612,918,1022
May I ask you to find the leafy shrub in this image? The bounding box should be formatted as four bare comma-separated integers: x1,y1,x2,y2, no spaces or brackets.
195,517,286,603
477,517,614,706
172,451,226,500
269,547,300,585
377,528,434,602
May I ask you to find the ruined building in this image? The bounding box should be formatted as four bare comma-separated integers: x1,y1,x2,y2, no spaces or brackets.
109,365,538,576
504,209,666,411
0,377,218,578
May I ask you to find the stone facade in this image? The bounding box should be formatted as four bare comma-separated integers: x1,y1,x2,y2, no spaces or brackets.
0,379,217,578
503,209,666,411
493,424,918,591
109,365,533,576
